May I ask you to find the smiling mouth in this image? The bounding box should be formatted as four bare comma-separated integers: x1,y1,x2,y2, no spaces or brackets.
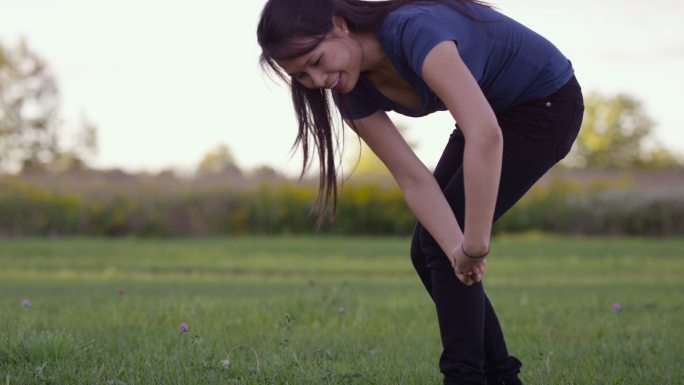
328,73,343,91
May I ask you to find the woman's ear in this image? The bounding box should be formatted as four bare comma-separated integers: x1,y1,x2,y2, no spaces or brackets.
331,15,349,34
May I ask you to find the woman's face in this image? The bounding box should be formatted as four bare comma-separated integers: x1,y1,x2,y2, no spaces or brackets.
276,18,362,93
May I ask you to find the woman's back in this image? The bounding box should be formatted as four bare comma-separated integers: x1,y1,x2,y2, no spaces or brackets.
338,2,575,120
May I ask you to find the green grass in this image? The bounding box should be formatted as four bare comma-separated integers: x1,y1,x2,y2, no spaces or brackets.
1,235,683,385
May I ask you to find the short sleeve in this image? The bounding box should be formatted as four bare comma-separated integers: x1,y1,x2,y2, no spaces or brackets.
388,8,472,77
399,15,459,76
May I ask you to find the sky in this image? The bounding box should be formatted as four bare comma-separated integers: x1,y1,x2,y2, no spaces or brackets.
1,0,683,177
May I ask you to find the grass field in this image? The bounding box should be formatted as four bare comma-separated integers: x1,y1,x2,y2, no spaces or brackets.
1,235,683,385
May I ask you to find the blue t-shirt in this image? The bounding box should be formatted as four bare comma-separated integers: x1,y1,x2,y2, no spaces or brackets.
334,2,574,120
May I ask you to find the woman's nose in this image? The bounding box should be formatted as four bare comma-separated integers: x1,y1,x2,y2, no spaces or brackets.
310,70,327,88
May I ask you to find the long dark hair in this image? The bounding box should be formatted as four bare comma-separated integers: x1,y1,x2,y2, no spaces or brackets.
257,0,489,228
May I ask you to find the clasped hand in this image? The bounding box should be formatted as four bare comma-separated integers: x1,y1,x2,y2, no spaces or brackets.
448,244,486,286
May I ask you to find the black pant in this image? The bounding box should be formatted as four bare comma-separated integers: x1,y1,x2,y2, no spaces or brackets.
410,76,584,385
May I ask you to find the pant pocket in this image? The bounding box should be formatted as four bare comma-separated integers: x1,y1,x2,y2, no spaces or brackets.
556,100,584,161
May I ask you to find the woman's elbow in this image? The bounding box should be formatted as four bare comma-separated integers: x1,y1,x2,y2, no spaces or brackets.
489,125,503,150
395,166,434,193
467,123,503,151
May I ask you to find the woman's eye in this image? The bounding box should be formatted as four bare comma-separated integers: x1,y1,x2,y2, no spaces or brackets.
314,57,322,66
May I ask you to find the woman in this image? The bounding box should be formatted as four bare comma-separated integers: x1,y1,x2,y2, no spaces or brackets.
257,0,584,384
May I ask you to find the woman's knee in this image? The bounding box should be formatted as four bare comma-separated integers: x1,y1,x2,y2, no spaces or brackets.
410,223,424,260
417,226,453,270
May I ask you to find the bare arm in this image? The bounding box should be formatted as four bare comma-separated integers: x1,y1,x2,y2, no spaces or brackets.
421,40,503,257
348,42,500,283
351,111,465,267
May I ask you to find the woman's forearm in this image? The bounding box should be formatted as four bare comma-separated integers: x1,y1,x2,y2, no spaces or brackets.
462,130,503,255
401,175,464,259
419,41,504,257
398,130,502,260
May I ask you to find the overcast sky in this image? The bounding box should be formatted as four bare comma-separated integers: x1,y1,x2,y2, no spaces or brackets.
1,0,682,176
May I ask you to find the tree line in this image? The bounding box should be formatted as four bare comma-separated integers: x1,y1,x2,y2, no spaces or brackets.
1,38,683,237
1,38,682,177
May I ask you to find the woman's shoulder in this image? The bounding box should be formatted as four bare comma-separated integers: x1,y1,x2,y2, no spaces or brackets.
390,2,494,19
383,2,449,24
378,3,439,41
379,2,489,37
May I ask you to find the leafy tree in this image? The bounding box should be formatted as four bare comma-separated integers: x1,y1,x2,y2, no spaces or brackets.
46,114,99,172
249,165,284,181
196,143,242,177
72,113,98,164
565,92,681,169
637,147,682,169
0,38,99,174
0,38,61,173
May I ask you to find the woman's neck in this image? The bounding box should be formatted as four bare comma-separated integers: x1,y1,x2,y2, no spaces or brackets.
356,32,396,82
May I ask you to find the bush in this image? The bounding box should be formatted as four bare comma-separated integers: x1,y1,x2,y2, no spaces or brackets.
0,179,80,236
0,172,682,237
